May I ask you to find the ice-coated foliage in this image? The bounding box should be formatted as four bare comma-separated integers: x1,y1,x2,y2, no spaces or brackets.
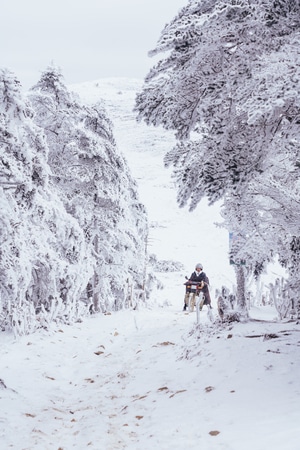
0,68,90,334
135,0,300,313
28,66,149,315
0,66,149,335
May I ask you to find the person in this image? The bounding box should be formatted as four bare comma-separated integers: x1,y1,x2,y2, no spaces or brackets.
183,263,211,311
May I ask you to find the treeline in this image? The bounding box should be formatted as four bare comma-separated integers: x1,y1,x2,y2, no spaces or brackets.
0,66,150,335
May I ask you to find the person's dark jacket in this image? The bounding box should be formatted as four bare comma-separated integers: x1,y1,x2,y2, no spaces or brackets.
188,271,211,305
189,271,209,285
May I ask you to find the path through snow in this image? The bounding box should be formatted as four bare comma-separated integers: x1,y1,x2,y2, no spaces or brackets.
1,302,299,449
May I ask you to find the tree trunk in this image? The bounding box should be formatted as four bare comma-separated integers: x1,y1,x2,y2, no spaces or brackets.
235,265,248,318
92,271,100,312
92,235,100,312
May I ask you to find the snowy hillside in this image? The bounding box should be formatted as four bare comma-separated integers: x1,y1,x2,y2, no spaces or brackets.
70,77,285,303
70,77,237,296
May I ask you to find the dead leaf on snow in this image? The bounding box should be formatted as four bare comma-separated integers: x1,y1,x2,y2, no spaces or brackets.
209,430,220,436
153,341,175,347
169,390,186,398
117,372,127,379
94,351,104,355
32,428,46,435
157,386,169,392
135,415,144,420
51,407,66,414
132,394,148,401
205,386,215,393
24,413,36,418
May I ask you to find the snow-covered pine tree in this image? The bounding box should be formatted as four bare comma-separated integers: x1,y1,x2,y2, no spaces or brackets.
0,67,47,331
0,68,91,335
135,0,300,315
28,65,149,312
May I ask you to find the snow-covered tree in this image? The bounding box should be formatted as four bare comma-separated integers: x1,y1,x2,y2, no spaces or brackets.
0,68,90,334
0,65,150,335
0,68,46,328
28,66,149,312
135,0,300,314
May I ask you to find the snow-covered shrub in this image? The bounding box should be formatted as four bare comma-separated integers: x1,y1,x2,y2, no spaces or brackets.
268,278,299,320
149,254,185,272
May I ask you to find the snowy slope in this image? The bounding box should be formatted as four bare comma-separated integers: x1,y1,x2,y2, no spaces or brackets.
71,77,285,302
70,77,237,296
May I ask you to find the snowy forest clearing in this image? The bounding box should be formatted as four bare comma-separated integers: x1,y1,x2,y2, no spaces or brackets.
0,72,296,449
1,75,296,449
1,302,299,449
2,1,300,447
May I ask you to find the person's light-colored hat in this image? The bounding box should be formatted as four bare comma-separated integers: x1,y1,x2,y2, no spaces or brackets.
195,263,203,270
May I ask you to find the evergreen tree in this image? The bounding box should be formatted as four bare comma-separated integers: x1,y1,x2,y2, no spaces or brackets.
29,66,149,312
0,68,90,334
135,0,300,315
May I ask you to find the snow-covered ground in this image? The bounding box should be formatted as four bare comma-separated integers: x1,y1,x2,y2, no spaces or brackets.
0,78,298,449
1,304,299,449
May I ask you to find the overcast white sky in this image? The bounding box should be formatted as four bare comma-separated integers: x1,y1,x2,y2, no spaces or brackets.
1,0,187,90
